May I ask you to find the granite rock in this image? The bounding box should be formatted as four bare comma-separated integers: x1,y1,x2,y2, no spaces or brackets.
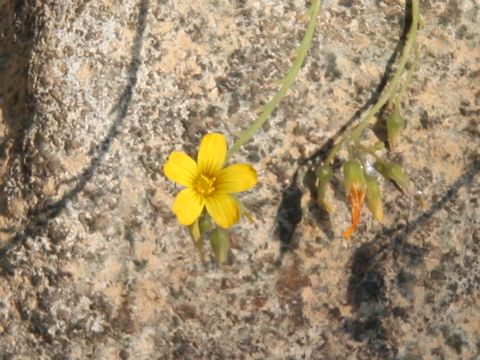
0,0,479,358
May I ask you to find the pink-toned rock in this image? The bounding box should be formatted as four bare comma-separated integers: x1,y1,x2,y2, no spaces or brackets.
0,0,478,358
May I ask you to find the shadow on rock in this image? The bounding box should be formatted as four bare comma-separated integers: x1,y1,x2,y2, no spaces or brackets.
274,171,303,264
0,1,39,204
0,0,150,262
344,157,479,358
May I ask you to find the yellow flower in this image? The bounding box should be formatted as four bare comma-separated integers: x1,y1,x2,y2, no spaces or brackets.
163,133,257,228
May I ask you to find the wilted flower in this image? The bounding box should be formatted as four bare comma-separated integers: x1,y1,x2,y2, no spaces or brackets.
365,175,384,223
342,160,367,239
164,133,257,228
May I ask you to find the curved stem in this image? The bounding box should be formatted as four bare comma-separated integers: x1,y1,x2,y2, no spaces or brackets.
227,0,322,158
325,0,419,164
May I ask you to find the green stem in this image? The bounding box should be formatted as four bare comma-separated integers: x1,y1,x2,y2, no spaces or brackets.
227,0,322,158
395,39,419,105
325,0,419,164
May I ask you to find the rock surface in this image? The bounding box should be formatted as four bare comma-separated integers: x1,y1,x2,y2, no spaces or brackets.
0,0,479,358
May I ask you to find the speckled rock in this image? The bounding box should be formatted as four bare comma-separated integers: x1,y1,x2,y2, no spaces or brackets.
0,0,479,358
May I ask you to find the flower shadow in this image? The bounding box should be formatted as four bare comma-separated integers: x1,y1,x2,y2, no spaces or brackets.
343,156,479,357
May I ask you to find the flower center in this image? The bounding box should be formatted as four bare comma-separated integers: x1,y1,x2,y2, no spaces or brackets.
194,174,216,196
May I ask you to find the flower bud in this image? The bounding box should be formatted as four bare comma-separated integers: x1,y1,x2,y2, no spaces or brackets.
315,165,334,213
342,160,367,239
387,106,405,148
365,176,384,223
375,161,410,192
209,228,229,264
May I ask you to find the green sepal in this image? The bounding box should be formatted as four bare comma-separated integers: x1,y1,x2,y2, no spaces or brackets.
387,105,405,148
198,214,214,235
209,229,229,265
189,219,201,243
343,160,366,193
375,161,410,192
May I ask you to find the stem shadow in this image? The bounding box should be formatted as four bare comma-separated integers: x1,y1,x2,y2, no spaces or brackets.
0,0,149,263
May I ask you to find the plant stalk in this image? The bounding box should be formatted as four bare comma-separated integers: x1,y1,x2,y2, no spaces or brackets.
227,0,322,158
325,0,419,164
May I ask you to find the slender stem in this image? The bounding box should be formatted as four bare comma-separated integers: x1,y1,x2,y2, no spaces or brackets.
227,0,322,158
395,39,419,105
325,0,419,164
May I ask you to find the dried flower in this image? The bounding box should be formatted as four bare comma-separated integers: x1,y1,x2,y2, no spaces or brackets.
365,175,384,223
164,133,257,228
342,160,367,239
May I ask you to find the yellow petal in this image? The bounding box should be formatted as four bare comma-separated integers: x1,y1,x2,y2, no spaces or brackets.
172,188,205,226
197,133,227,177
163,151,198,187
216,164,257,193
205,193,239,229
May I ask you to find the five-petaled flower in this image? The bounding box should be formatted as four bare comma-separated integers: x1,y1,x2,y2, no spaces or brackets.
163,133,257,228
